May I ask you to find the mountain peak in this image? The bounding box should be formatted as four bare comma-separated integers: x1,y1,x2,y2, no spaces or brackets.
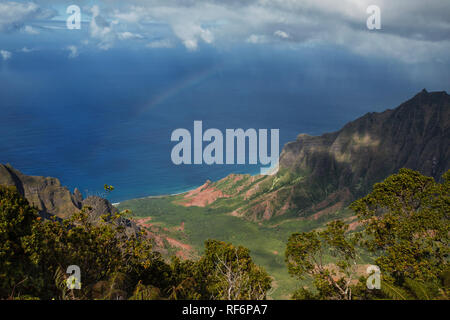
270,90,450,219
412,88,448,99
397,89,449,113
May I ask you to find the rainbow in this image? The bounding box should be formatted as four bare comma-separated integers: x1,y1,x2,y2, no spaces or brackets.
136,64,223,115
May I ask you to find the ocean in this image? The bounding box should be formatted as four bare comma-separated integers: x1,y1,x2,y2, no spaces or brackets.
0,44,444,202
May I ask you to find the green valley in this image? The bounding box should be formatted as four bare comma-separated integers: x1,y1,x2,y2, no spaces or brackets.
117,194,362,299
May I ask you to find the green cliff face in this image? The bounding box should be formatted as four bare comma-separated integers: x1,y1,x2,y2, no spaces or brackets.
182,90,450,221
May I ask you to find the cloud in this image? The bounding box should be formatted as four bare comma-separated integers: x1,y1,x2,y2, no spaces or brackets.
274,30,289,39
23,25,39,34
0,1,55,33
111,4,219,51
19,47,37,53
177,26,214,50
66,45,78,58
0,50,12,60
117,31,143,40
1,0,449,62
246,34,267,44
146,39,175,49
112,9,142,24
106,0,450,61
89,6,148,49
183,39,198,51
89,5,116,50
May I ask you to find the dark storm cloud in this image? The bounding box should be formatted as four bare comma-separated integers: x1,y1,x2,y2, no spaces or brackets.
1,0,449,61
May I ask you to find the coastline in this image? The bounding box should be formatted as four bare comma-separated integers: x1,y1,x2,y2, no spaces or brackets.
112,186,196,207
112,166,268,207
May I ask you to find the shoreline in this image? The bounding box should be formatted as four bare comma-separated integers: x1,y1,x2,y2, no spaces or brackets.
112,166,268,206
112,186,197,206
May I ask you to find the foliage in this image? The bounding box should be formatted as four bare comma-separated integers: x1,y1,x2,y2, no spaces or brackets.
0,186,38,298
164,240,272,300
198,240,272,300
286,169,449,300
3,168,447,300
350,169,449,284
0,186,170,299
0,186,272,300
285,220,361,300
166,257,202,300
118,194,347,299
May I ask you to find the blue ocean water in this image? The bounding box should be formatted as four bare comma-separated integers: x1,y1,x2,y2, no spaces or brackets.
1,44,448,202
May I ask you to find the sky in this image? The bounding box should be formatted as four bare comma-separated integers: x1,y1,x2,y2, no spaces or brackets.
0,1,449,200
0,0,449,63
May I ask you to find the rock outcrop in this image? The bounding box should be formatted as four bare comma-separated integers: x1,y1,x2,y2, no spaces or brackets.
0,164,80,219
0,164,139,234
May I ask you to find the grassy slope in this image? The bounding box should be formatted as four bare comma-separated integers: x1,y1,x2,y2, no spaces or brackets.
117,194,358,299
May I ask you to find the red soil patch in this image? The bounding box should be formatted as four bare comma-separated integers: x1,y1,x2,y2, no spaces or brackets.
141,224,196,260
246,188,289,221
348,220,362,231
244,177,264,200
230,174,244,183
166,237,196,260
134,217,153,228
166,237,193,251
143,230,165,248
229,209,243,217
179,174,259,208
179,180,229,207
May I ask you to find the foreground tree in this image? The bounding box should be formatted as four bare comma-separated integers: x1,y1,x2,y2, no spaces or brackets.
1,186,271,300
199,240,272,300
350,168,449,299
286,169,449,300
23,208,171,299
0,186,38,298
0,186,171,299
163,240,272,300
285,220,361,300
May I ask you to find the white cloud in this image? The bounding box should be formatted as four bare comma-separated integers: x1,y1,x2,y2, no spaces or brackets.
112,4,220,51
66,45,78,58
117,31,143,40
0,1,55,32
20,47,36,53
0,50,12,60
146,39,175,49
107,0,450,61
90,5,116,50
183,39,198,51
41,25,66,30
1,0,448,62
112,9,142,24
22,25,39,34
274,30,289,39
89,6,148,49
246,34,267,44
171,22,215,50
